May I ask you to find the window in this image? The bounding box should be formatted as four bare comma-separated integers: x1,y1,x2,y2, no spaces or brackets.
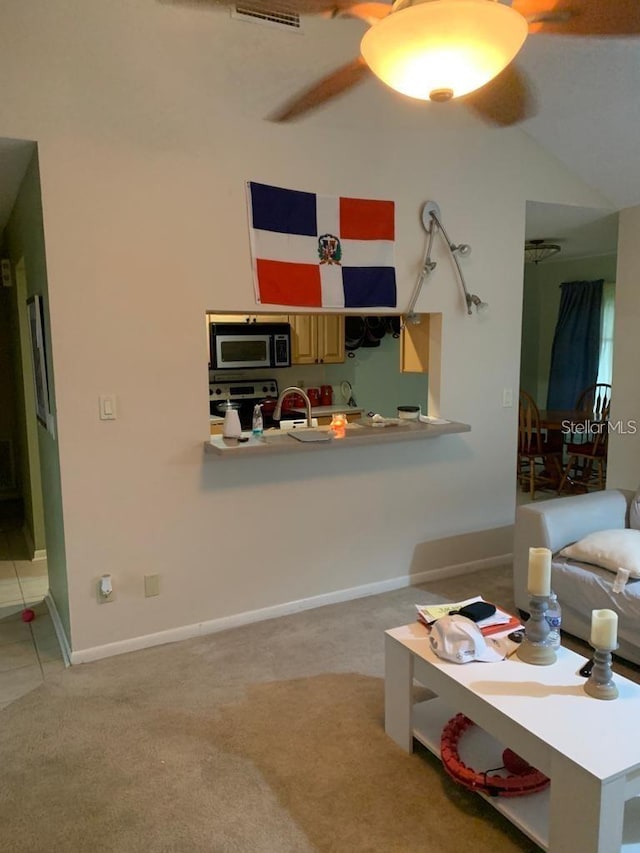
596,281,615,386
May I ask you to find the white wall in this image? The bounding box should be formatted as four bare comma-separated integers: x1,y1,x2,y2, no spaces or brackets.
0,0,613,655
608,206,640,489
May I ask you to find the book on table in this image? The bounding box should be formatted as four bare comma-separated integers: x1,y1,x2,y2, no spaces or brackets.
415,596,523,637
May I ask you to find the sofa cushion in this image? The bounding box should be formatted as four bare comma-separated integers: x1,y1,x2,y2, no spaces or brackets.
560,529,640,578
630,488,640,531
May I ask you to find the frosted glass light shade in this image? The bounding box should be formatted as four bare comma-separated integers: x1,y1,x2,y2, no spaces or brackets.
360,0,528,101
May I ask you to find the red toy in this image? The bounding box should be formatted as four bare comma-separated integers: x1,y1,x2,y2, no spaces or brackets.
21,609,35,623
440,713,549,797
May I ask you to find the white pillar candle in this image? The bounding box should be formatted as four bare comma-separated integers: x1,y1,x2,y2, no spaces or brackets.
527,547,552,596
591,609,618,649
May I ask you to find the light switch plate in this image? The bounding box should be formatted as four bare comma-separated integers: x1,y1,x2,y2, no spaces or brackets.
99,394,117,420
502,388,513,408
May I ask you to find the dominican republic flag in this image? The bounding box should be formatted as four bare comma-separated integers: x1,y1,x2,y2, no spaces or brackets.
247,181,396,309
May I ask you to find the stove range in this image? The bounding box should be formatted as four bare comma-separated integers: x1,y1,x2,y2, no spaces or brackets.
209,378,280,430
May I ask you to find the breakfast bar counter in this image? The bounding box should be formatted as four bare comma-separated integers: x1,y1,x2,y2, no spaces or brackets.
204,418,470,458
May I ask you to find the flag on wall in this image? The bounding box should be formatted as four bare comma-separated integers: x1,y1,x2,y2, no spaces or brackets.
246,181,396,308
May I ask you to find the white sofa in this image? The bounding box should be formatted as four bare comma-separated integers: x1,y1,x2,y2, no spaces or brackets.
513,489,640,665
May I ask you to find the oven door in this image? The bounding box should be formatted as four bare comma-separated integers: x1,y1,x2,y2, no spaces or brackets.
214,333,271,369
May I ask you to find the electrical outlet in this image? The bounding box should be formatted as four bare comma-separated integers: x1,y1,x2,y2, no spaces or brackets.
97,574,114,604
502,388,513,408
144,574,160,597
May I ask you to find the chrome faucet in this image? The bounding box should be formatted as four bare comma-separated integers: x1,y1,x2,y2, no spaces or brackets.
274,386,313,428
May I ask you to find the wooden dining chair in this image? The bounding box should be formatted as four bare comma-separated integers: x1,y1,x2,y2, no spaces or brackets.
576,383,612,420
558,382,611,494
557,384,611,494
563,383,612,447
557,425,609,493
518,391,563,500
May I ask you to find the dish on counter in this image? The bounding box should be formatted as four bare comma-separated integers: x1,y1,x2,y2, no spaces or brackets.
419,415,451,425
361,415,409,428
397,405,421,420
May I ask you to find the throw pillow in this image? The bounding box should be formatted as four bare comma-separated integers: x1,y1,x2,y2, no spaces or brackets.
560,529,640,578
630,487,640,531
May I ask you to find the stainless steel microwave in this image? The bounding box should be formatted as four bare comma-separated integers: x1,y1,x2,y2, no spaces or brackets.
209,322,291,370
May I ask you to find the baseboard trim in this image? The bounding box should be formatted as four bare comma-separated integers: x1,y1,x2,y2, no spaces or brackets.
22,524,47,562
44,593,71,667
409,553,513,584
69,553,513,665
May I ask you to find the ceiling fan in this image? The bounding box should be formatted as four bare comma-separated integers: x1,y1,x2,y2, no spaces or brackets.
168,0,640,126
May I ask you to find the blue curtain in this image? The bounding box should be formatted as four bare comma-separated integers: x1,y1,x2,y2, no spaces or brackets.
547,279,603,410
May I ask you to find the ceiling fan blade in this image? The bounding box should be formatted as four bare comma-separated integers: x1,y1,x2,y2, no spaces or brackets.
270,57,371,121
463,63,537,127
512,0,640,36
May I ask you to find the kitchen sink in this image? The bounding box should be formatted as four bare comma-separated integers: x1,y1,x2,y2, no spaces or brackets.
277,418,319,431
288,429,333,443
258,422,366,446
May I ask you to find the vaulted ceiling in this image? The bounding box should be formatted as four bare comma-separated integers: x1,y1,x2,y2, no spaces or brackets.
1,2,637,259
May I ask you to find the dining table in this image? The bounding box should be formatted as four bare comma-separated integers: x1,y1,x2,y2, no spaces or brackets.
539,408,608,438
538,409,600,430
536,410,582,453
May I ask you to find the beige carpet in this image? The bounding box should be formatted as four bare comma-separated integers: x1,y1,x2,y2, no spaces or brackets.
1,565,637,852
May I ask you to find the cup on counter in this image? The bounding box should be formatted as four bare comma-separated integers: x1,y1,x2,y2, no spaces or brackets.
330,413,347,438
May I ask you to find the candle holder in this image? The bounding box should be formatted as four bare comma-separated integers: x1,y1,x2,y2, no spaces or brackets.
517,594,557,666
584,646,618,700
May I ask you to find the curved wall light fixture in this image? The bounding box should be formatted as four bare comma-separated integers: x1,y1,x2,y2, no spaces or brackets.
405,201,486,320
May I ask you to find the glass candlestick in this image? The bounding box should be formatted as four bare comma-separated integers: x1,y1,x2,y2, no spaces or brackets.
584,646,618,700
517,594,557,665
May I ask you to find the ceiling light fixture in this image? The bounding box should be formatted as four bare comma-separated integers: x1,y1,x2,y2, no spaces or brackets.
524,239,562,264
360,0,528,103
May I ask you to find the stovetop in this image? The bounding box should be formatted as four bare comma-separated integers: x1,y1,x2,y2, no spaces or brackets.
209,378,278,403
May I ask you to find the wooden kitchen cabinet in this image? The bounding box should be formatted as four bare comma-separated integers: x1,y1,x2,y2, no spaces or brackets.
253,314,289,323
207,313,289,324
208,314,251,324
400,313,430,373
289,314,345,364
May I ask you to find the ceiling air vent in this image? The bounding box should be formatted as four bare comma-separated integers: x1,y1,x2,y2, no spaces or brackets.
232,2,302,31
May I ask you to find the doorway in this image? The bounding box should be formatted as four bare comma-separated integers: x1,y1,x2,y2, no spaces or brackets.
517,201,619,506
14,258,47,559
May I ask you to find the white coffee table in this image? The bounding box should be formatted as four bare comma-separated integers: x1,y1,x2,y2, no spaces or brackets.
385,623,640,853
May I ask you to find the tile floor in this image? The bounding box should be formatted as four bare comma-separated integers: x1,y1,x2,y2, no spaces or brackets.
0,507,65,710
